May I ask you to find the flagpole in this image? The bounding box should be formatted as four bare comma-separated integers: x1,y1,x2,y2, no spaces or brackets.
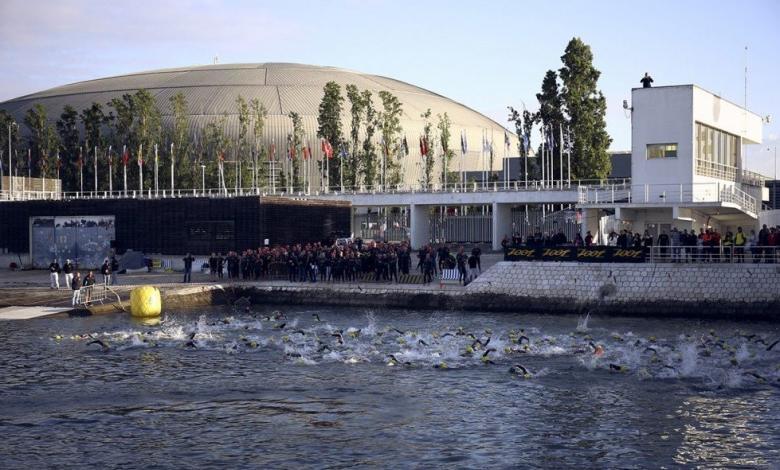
540,127,545,188
122,145,127,197
139,143,143,193
79,146,83,196
170,143,175,192
154,144,159,197
567,127,572,187
107,146,112,194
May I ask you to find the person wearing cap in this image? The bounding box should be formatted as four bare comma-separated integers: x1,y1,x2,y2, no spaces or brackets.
62,259,74,290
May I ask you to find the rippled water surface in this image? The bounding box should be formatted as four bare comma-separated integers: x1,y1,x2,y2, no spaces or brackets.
1,306,779,468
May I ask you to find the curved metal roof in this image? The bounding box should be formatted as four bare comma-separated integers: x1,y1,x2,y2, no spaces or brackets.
1,63,516,178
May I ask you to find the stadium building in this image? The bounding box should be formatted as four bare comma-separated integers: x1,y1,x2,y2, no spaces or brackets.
0,63,517,191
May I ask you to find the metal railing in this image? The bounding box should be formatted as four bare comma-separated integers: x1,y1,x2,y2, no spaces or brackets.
75,281,121,307
646,245,779,263
578,182,757,216
1,178,628,202
694,159,767,187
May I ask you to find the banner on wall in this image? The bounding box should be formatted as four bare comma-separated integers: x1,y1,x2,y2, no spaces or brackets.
504,246,645,263
30,215,115,269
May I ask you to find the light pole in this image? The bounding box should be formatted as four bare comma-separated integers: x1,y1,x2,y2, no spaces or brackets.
8,122,17,197
201,165,206,194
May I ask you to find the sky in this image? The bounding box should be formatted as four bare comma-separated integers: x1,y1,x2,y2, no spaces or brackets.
1,0,778,176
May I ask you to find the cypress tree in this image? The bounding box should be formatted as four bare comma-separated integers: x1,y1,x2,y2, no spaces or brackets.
559,37,612,180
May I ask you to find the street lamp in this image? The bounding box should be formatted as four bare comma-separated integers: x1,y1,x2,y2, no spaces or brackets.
7,122,18,197
201,165,206,194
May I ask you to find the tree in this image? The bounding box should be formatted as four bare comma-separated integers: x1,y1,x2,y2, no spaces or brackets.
131,89,162,189
360,90,377,188
288,111,305,191
535,69,565,182
508,106,538,182
559,37,612,180
419,109,435,189
80,102,108,190
250,98,268,189
345,84,365,188
0,110,21,183
169,92,190,188
236,95,251,189
204,114,229,190
23,104,49,177
377,90,404,188
317,81,344,188
56,105,80,189
436,112,455,185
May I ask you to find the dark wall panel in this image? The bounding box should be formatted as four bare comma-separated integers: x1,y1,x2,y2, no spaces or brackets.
0,196,350,255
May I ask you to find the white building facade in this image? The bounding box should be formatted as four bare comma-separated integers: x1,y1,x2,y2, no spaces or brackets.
580,84,765,239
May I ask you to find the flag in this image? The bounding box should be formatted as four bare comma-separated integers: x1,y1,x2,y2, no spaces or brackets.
56,151,61,169
78,148,83,168
338,143,348,159
402,135,409,156
269,142,276,161
218,151,225,162
521,134,529,154
419,136,424,156
460,131,467,154
27,149,31,169
122,148,129,166
504,131,510,149
303,145,310,160
321,139,334,159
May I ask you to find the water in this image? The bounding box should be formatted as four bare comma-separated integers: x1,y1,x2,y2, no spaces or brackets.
1,306,779,468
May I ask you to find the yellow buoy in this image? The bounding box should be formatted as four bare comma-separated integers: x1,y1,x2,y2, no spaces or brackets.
130,285,162,318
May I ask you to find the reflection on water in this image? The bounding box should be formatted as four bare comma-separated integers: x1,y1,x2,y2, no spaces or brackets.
0,307,778,468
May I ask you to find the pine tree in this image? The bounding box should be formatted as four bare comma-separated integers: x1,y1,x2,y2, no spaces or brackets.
559,37,612,180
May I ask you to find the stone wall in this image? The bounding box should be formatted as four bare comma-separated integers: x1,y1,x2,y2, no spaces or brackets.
467,261,780,319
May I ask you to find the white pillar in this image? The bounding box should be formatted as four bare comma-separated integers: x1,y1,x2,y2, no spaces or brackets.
409,203,430,249
580,208,600,244
492,202,513,251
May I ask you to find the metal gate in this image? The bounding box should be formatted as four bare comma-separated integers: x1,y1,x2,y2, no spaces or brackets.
430,214,492,243
511,206,580,242
353,210,409,242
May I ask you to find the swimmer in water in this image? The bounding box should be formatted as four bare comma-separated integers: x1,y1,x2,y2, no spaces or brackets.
609,363,626,372
589,342,604,357
767,339,779,351
87,339,109,352
312,313,321,322
509,364,531,377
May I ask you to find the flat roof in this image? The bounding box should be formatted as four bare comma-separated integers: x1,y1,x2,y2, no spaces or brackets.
631,84,763,120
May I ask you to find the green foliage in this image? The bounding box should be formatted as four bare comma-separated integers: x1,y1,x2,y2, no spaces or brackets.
236,95,251,188
377,90,404,187
360,90,377,188
436,112,455,185
56,105,80,188
169,92,190,188
345,84,364,188
317,81,344,187
204,114,229,189
250,98,268,187
19,104,58,178
288,111,305,190
558,37,612,179
419,109,435,189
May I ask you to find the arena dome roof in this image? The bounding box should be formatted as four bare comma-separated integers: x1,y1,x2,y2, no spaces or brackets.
1,63,516,180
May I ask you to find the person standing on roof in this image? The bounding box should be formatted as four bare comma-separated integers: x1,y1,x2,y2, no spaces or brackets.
640,72,654,88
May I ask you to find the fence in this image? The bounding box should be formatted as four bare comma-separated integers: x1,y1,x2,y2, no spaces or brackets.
430,214,492,244
76,281,121,307
510,207,580,242
646,245,779,264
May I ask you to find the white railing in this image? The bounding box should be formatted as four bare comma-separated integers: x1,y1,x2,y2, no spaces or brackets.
647,245,779,264
1,178,628,202
695,159,767,187
578,182,757,216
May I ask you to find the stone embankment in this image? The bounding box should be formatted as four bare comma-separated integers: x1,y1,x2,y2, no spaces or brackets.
466,261,780,319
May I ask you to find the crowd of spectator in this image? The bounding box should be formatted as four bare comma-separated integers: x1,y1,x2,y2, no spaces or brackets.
501,224,780,262
197,239,483,285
